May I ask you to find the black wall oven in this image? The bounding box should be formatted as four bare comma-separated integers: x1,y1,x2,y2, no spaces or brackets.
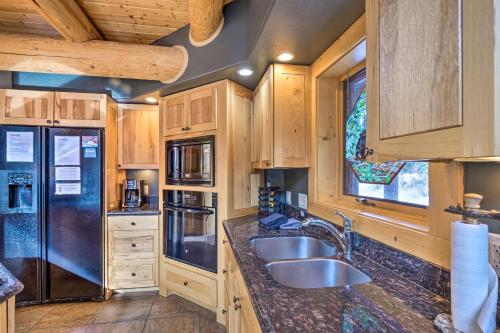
163,190,217,273
166,136,214,186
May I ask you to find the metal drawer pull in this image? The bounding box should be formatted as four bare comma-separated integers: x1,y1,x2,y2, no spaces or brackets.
222,239,227,244
183,281,188,286
131,243,136,247
131,273,136,276
222,309,226,314
131,222,136,226
234,303,241,310
222,269,227,274
233,296,240,303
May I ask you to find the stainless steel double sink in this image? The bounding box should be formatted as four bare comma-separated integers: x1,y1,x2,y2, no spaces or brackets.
249,236,371,289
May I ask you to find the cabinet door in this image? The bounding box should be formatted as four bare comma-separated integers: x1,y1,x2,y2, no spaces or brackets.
273,64,310,167
366,0,462,161
54,92,106,127
0,89,54,126
117,104,159,169
187,87,217,133
162,95,188,136
252,66,274,169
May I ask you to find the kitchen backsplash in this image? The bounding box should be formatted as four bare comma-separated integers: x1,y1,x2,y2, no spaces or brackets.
265,168,308,208
125,169,159,205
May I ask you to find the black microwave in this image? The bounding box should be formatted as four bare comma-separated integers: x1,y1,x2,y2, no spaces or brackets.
166,136,214,186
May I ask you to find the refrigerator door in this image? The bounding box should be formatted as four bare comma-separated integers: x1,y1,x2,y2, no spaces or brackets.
45,127,103,301
0,125,42,304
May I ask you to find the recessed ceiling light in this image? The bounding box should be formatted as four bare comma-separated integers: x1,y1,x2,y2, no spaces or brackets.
238,68,253,76
145,96,157,104
277,52,294,62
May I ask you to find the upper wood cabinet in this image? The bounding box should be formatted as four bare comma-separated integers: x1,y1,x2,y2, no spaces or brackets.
0,89,54,126
366,0,500,161
55,92,107,127
117,104,159,169
0,89,110,128
162,87,217,136
252,64,311,169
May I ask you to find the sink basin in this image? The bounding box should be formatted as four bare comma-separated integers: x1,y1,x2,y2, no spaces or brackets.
266,258,372,288
249,237,336,262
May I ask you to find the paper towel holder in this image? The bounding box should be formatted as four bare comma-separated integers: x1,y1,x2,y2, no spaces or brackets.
445,193,500,224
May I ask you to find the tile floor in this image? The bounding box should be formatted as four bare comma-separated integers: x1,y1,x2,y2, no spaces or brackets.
15,292,226,333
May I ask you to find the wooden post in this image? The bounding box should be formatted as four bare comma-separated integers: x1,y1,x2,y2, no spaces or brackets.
189,0,224,47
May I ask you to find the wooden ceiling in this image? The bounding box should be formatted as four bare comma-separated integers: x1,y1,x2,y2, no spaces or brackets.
0,0,190,44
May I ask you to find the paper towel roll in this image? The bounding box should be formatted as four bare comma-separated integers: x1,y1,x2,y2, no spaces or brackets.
451,221,490,333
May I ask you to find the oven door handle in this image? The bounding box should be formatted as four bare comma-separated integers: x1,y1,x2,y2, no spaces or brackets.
165,206,214,215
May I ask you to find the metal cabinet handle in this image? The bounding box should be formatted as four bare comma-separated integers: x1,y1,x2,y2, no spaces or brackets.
185,126,191,131
234,303,241,311
222,309,227,314
54,120,60,124
131,273,136,276
233,296,240,303
183,281,188,286
222,269,227,274
131,243,136,247
131,222,136,226
46,120,52,124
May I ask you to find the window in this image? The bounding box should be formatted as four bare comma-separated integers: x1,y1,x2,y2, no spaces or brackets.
343,69,429,207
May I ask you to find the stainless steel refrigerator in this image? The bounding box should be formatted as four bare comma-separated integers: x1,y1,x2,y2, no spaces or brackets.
0,125,104,305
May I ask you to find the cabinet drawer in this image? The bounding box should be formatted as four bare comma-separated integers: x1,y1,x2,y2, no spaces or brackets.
109,258,157,289
109,230,158,260
108,215,158,230
165,263,217,308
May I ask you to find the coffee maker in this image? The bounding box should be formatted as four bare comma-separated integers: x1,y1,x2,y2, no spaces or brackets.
122,179,143,208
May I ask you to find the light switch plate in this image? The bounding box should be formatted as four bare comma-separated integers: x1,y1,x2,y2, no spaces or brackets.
286,191,292,205
488,233,500,276
298,193,308,210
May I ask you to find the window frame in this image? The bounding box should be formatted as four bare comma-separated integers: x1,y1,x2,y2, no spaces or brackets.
339,64,430,211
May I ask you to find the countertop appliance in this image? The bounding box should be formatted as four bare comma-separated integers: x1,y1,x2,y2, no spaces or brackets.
122,179,143,208
0,125,104,305
166,136,214,186
163,190,217,272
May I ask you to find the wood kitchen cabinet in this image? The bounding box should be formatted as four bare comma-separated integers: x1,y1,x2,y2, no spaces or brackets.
0,89,54,126
107,215,159,290
117,104,159,169
54,92,107,127
162,86,217,136
252,64,311,169
0,89,111,128
366,0,500,161
223,234,261,333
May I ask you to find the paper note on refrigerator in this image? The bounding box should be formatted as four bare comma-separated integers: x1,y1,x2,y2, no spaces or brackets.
55,167,81,181
55,183,81,195
54,136,80,166
6,131,34,162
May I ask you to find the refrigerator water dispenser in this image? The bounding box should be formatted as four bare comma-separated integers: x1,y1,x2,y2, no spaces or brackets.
8,173,33,209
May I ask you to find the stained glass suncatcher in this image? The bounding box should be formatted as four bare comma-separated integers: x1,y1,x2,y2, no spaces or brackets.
345,90,404,185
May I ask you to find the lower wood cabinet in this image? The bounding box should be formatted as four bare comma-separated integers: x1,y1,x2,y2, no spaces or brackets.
0,296,15,333
164,260,218,310
107,215,159,290
109,258,158,289
223,234,261,333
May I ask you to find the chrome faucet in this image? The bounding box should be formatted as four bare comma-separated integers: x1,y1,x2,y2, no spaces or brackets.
301,212,354,261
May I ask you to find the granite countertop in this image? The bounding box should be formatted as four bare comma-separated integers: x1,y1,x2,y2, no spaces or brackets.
0,263,23,303
107,204,161,216
224,215,450,333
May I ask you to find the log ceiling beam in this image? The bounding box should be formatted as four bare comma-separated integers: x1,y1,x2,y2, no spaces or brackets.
0,34,188,83
31,0,102,42
189,0,224,47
